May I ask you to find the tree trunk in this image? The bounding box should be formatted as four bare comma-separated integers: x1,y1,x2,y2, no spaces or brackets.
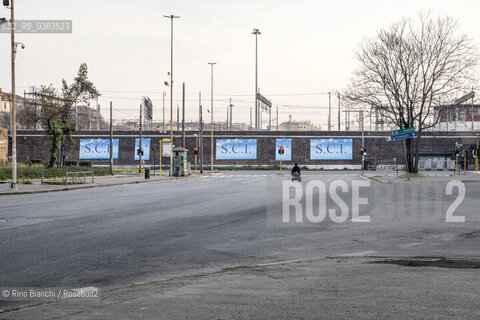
405,138,416,173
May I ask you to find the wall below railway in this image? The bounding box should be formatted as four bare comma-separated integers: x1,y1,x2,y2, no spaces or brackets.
8,130,479,168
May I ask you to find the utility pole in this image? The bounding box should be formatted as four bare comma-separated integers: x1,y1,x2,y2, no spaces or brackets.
269,106,272,130
471,87,474,131
250,107,252,129
182,82,185,147
162,91,165,133
276,106,279,131
109,101,113,175
139,103,143,174
252,28,261,130
199,92,203,174
164,14,180,176
328,92,331,131
226,106,229,131
176,104,179,131
208,62,216,171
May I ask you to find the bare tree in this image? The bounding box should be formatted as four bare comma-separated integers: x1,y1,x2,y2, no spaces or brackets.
344,13,479,172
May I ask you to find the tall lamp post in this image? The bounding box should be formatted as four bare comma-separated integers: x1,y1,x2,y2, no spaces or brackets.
252,28,261,131
4,0,24,189
164,14,180,176
208,62,216,171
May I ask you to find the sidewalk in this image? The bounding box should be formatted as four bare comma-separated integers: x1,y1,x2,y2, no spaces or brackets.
363,170,480,183
0,172,223,196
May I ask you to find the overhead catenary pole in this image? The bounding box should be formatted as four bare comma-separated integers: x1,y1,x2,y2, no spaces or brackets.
164,14,180,176
471,87,474,131
229,98,233,130
337,92,341,131
208,62,216,171
328,92,332,131
182,82,185,147
252,28,261,130
109,101,113,175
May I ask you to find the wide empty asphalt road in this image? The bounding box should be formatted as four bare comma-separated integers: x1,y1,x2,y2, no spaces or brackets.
0,171,479,318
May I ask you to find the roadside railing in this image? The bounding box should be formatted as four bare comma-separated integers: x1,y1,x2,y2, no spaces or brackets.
19,171,94,185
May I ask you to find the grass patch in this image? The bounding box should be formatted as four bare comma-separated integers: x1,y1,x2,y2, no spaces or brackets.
399,172,424,178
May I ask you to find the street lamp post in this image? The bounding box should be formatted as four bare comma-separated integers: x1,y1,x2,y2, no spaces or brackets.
5,0,24,189
164,14,180,176
252,28,261,131
208,62,216,171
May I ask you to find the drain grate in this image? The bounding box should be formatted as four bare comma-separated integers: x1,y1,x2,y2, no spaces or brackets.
367,258,480,269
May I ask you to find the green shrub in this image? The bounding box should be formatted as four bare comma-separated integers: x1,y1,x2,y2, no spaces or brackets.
79,161,92,167
31,159,42,164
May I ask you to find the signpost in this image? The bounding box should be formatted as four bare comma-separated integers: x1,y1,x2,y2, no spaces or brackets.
390,127,417,141
388,127,416,180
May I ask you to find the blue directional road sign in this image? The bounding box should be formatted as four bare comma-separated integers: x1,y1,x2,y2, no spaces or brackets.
390,131,417,141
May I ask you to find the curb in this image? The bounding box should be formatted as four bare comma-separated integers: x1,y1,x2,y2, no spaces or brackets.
0,172,224,196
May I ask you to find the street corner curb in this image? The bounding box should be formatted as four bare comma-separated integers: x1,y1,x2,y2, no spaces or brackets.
0,177,179,196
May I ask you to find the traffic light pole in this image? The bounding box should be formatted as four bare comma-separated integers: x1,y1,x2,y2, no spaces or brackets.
280,154,282,173
139,103,143,174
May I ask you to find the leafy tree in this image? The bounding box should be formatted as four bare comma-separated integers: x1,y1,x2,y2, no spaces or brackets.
344,13,479,172
39,63,100,167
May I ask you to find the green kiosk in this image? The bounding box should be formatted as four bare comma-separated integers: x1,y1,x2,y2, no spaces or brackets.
173,147,188,177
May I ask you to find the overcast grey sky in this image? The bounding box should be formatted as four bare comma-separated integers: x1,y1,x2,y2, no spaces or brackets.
1,0,480,128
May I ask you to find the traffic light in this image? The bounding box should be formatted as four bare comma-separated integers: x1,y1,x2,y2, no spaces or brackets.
193,147,198,155
360,147,367,156
278,147,285,155
455,150,460,157
3,0,9,7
